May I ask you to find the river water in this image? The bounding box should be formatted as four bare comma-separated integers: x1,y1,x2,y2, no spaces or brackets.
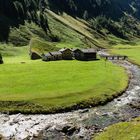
1,58,140,140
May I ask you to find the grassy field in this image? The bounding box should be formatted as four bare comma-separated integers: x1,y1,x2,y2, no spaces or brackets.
111,42,140,65
0,46,128,114
94,117,140,140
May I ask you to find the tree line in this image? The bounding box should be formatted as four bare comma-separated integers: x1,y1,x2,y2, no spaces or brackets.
0,0,49,42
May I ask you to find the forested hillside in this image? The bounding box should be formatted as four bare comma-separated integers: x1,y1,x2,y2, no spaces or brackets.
1,0,140,45
0,0,49,42
47,0,140,20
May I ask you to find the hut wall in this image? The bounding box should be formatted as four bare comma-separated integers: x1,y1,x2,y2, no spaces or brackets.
73,51,84,60
54,55,62,60
42,55,54,61
61,50,73,60
84,53,96,60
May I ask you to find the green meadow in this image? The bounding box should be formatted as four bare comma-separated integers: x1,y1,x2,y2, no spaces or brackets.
0,46,128,114
111,42,140,65
94,117,140,140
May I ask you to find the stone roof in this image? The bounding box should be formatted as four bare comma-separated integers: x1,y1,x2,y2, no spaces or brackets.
50,52,62,56
81,48,96,53
59,48,71,52
44,53,52,57
73,48,96,53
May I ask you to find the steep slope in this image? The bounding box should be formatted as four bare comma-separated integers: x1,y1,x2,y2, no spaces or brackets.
1,0,140,48
46,10,102,48
46,0,140,42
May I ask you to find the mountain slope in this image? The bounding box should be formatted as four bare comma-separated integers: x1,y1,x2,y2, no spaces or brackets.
1,0,140,47
0,0,49,42
47,0,140,20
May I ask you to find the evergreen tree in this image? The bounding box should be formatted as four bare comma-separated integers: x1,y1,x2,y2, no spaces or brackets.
0,0,49,42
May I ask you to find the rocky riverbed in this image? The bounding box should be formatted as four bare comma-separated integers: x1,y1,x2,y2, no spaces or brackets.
1,59,140,140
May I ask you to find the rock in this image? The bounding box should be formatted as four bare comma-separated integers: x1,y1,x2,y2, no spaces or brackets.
61,125,79,136
94,126,99,131
117,99,121,101
79,109,89,113
55,125,64,132
102,113,108,116
0,134,4,140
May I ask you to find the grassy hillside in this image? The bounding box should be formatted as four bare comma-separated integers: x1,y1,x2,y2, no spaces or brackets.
8,22,50,46
94,117,140,140
1,0,140,46
28,11,105,54
46,10,102,48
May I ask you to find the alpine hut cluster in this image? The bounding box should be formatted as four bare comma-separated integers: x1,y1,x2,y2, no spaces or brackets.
42,48,97,62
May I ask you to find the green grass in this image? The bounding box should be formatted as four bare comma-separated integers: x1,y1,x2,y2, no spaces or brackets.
0,46,128,113
47,13,97,49
9,22,49,46
111,42,140,65
29,38,59,54
94,117,140,140
27,13,100,55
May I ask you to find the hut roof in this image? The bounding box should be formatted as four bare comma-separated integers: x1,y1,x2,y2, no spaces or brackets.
50,52,62,56
59,48,71,52
81,48,96,53
44,53,52,57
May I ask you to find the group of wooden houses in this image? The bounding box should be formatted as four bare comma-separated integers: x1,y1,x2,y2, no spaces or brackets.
30,48,97,61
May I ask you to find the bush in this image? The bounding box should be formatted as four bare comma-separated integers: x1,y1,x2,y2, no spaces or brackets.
0,53,3,64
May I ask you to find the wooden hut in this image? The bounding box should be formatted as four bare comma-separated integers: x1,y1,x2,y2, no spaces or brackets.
30,51,42,60
0,53,3,64
42,52,62,61
42,53,54,61
59,48,73,60
50,52,62,60
73,48,97,61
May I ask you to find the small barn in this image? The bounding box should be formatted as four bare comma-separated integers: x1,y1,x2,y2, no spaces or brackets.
59,48,73,60
42,53,54,61
42,52,62,62
0,54,3,64
50,52,62,60
30,51,42,60
73,48,97,61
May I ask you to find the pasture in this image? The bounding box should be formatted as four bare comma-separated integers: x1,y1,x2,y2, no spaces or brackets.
94,117,140,140
0,46,128,113
111,43,140,65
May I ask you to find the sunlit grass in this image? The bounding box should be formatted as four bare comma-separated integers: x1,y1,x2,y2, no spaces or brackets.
0,47,128,113
111,42,140,65
94,117,140,140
